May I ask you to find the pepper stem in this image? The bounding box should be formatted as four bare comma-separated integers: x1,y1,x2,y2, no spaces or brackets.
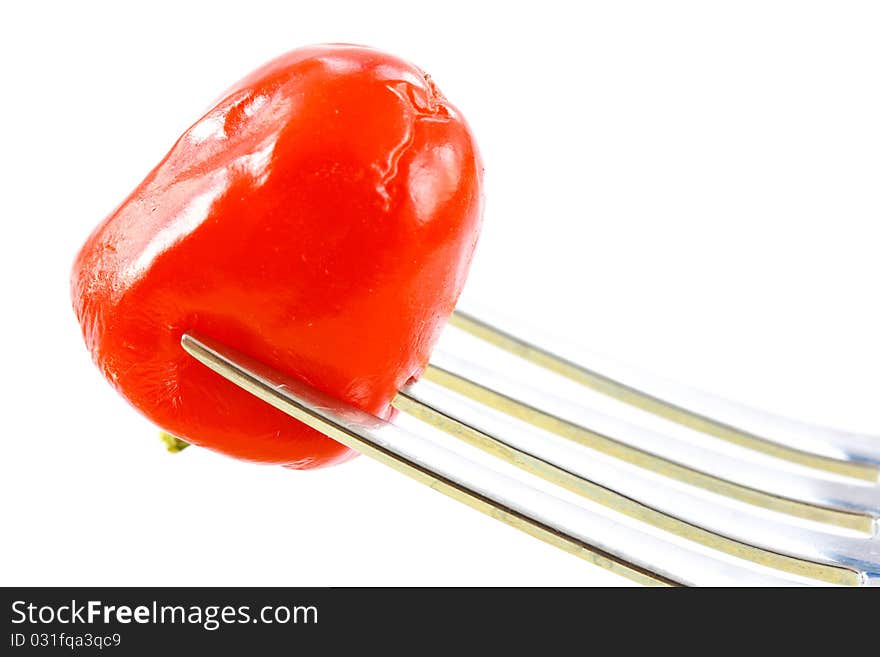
159,431,190,453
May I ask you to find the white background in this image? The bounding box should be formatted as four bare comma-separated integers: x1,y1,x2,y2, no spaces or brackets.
1,1,878,586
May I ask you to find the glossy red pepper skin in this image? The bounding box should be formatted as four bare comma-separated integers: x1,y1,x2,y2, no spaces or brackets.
71,44,483,468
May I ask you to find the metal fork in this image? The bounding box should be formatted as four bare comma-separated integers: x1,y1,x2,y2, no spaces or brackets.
180,305,880,586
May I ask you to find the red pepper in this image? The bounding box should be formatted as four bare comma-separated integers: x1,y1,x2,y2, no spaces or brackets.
71,44,483,468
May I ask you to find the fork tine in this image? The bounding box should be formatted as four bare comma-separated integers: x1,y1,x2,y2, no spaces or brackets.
180,331,810,586
396,378,880,586
451,308,880,480
426,347,880,532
